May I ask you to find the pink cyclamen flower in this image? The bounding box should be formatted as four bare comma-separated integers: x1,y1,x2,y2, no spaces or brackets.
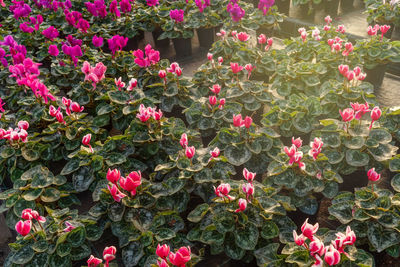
216,29,226,37
293,230,306,246
156,244,170,259
103,246,117,264
227,3,245,22
336,24,346,33
309,237,325,256
64,221,76,232
170,9,184,23
115,77,125,90
108,35,128,57
258,34,267,44
324,245,341,266
21,209,34,220
157,259,169,267
71,102,84,113
218,98,225,109
237,32,250,42
169,247,191,267
309,137,323,161
146,0,159,6
210,84,221,95
207,53,213,61
325,15,332,24
42,26,59,40
230,62,243,74
180,133,188,148
107,168,121,184
82,133,93,153
301,218,319,240
233,114,244,127
210,147,220,158
153,109,163,121
107,184,126,202
380,25,391,39
92,35,103,47
242,183,254,201
284,144,297,158
185,146,195,159
292,137,302,148
87,255,102,267
369,106,382,129
218,56,223,65
245,64,255,79
136,104,153,122
48,45,59,56
338,64,349,76
214,183,233,200
18,120,29,130
243,168,256,183
258,0,275,15
351,102,370,120
367,25,378,36
127,78,137,91
133,44,160,68
15,220,31,236
159,70,166,79
339,108,354,122
209,95,217,106
235,198,247,213
120,171,142,196
367,168,380,182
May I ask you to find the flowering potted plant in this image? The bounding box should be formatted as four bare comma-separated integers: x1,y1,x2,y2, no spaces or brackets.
364,0,400,36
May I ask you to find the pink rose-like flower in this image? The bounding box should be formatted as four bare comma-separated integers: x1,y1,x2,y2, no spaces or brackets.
210,84,221,95
107,168,121,184
235,198,247,213
237,32,249,42
120,171,142,196
92,35,103,47
339,108,354,122
230,62,243,74
367,25,378,36
243,168,256,183
133,44,160,68
209,95,217,106
87,255,102,267
214,183,233,199
170,9,184,23
370,106,382,129
48,45,59,56
210,147,220,158
325,15,332,24
159,70,166,79
292,137,302,148
169,246,191,267
380,25,391,38
156,244,170,259
82,133,93,152
180,133,188,148
185,146,195,159
18,120,29,130
338,64,349,76
108,184,126,202
309,237,325,256
367,168,380,182
324,245,340,266
15,220,31,236
301,218,319,240
351,102,370,120
103,246,117,263
258,34,267,44
233,114,244,127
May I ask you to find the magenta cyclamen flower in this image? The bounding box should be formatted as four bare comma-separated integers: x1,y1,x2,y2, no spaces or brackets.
227,3,245,22
86,0,108,18
42,26,59,41
170,9,184,23
110,0,121,17
120,0,132,13
10,1,31,19
258,0,274,15
146,0,159,6
108,35,128,57
48,45,59,56
195,0,210,12
92,35,104,48
132,44,160,68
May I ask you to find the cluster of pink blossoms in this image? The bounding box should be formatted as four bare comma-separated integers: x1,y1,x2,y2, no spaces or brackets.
195,0,210,12
87,246,116,267
206,52,223,68
19,14,43,33
226,1,245,22
293,219,356,266
48,97,84,124
167,62,182,77
338,65,366,82
0,120,29,143
156,244,191,267
327,37,353,56
208,83,225,109
63,9,90,33
180,133,195,160
15,208,46,237
258,33,273,51
82,133,93,153
10,0,32,19
339,102,381,130
284,137,323,170
107,35,128,57
170,9,184,23
232,114,252,129
132,44,160,68
367,24,391,40
81,61,107,89
136,104,163,122
106,168,142,202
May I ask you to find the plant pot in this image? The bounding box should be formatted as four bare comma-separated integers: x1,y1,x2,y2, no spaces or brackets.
172,37,192,58
365,64,387,90
324,0,340,17
276,0,290,15
196,27,215,49
152,28,170,48
340,0,354,13
295,3,314,22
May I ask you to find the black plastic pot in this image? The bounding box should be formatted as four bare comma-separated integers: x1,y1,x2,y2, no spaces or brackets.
276,0,290,15
325,0,340,17
152,28,170,48
196,27,215,49
172,37,192,58
365,64,387,90
340,0,354,13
